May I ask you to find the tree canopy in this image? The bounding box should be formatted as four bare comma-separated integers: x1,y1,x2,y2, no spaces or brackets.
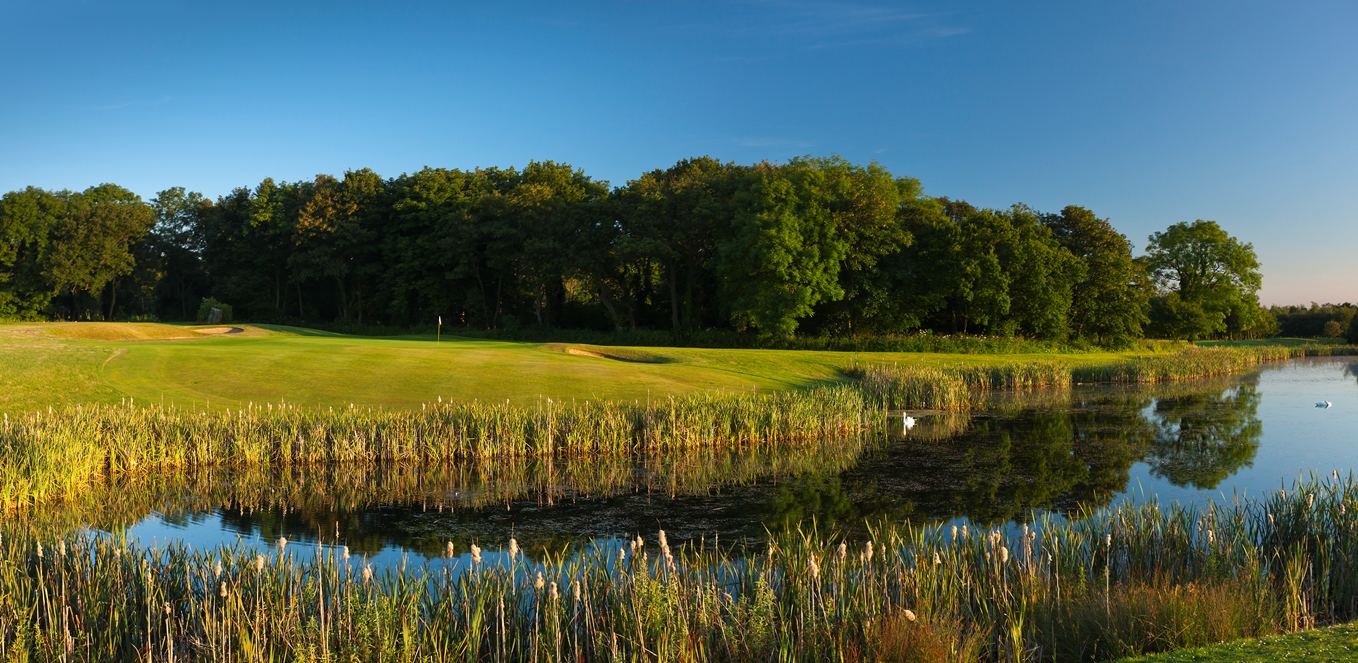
0,157,1273,345
1144,220,1264,340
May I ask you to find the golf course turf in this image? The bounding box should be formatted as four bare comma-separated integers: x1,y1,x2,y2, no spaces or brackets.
0,321,1162,415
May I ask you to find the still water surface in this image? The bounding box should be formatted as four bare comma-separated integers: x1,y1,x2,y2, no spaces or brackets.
116,358,1358,565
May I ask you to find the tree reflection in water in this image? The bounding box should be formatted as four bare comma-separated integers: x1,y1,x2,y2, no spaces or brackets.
21,371,1277,552
1144,379,1262,489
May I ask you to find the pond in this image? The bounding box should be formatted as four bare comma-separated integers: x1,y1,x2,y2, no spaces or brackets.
68,357,1358,566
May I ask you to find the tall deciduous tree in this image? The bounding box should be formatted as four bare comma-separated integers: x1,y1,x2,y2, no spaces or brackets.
619,157,733,332
1144,220,1263,340
716,162,849,338
1043,206,1148,345
151,187,210,319
291,170,385,323
803,157,912,336
43,184,156,318
0,187,67,318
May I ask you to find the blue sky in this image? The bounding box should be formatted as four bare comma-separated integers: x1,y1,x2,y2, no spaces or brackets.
2,1,1354,304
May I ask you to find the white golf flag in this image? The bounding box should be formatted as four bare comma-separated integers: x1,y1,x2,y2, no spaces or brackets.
438,316,442,325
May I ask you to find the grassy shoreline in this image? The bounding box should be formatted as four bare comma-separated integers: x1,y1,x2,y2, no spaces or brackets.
0,386,878,511
853,344,1356,411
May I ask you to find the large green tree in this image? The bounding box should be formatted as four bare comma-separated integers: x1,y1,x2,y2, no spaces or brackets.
802,158,912,336
291,170,385,323
42,184,156,319
0,187,67,318
1144,220,1262,340
716,162,849,338
618,157,735,332
150,187,210,320
1043,206,1148,345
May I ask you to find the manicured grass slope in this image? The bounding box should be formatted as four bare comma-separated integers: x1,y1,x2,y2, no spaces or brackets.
1116,624,1358,663
0,322,1154,413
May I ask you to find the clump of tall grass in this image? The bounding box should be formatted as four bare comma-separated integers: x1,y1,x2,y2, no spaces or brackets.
0,385,879,512
849,362,1072,412
3,475,1356,661
2,439,872,542
1073,346,1296,383
853,346,1316,412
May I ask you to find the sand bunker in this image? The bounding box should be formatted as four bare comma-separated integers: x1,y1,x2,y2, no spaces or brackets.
193,327,244,335
49,323,200,341
563,346,673,364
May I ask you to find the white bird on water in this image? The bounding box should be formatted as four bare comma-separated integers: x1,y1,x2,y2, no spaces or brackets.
1317,401,1333,409
902,413,916,432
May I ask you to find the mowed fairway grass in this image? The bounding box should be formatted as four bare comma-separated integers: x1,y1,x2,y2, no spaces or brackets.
0,321,1163,414
1115,623,1358,663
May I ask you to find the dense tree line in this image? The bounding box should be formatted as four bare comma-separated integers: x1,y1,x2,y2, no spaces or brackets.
0,157,1272,343
1267,303,1356,339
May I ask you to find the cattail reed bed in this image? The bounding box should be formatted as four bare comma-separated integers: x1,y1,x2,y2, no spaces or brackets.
852,345,1340,412
2,440,870,542
0,386,877,511
4,475,1358,661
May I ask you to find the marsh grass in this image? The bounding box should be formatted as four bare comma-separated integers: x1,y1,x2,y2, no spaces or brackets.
2,440,872,542
852,345,1340,412
3,476,1357,661
0,385,877,511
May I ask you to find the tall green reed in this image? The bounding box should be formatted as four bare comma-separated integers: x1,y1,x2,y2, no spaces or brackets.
853,345,1331,412
3,475,1356,661
0,385,878,512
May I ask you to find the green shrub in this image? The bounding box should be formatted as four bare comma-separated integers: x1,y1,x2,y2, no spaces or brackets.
1348,316,1358,344
195,297,232,324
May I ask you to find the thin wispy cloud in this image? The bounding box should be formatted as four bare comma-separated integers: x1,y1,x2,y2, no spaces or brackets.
661,1,969,61
732,137,814,149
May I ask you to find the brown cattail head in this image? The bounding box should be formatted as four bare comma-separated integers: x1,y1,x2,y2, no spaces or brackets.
535,571,545,590
446,542,455,559
471,544,482,564
254,555,265,574
509,538,519,559
904,609,917,622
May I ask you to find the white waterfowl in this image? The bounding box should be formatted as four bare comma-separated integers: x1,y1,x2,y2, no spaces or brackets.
902,414,916,431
